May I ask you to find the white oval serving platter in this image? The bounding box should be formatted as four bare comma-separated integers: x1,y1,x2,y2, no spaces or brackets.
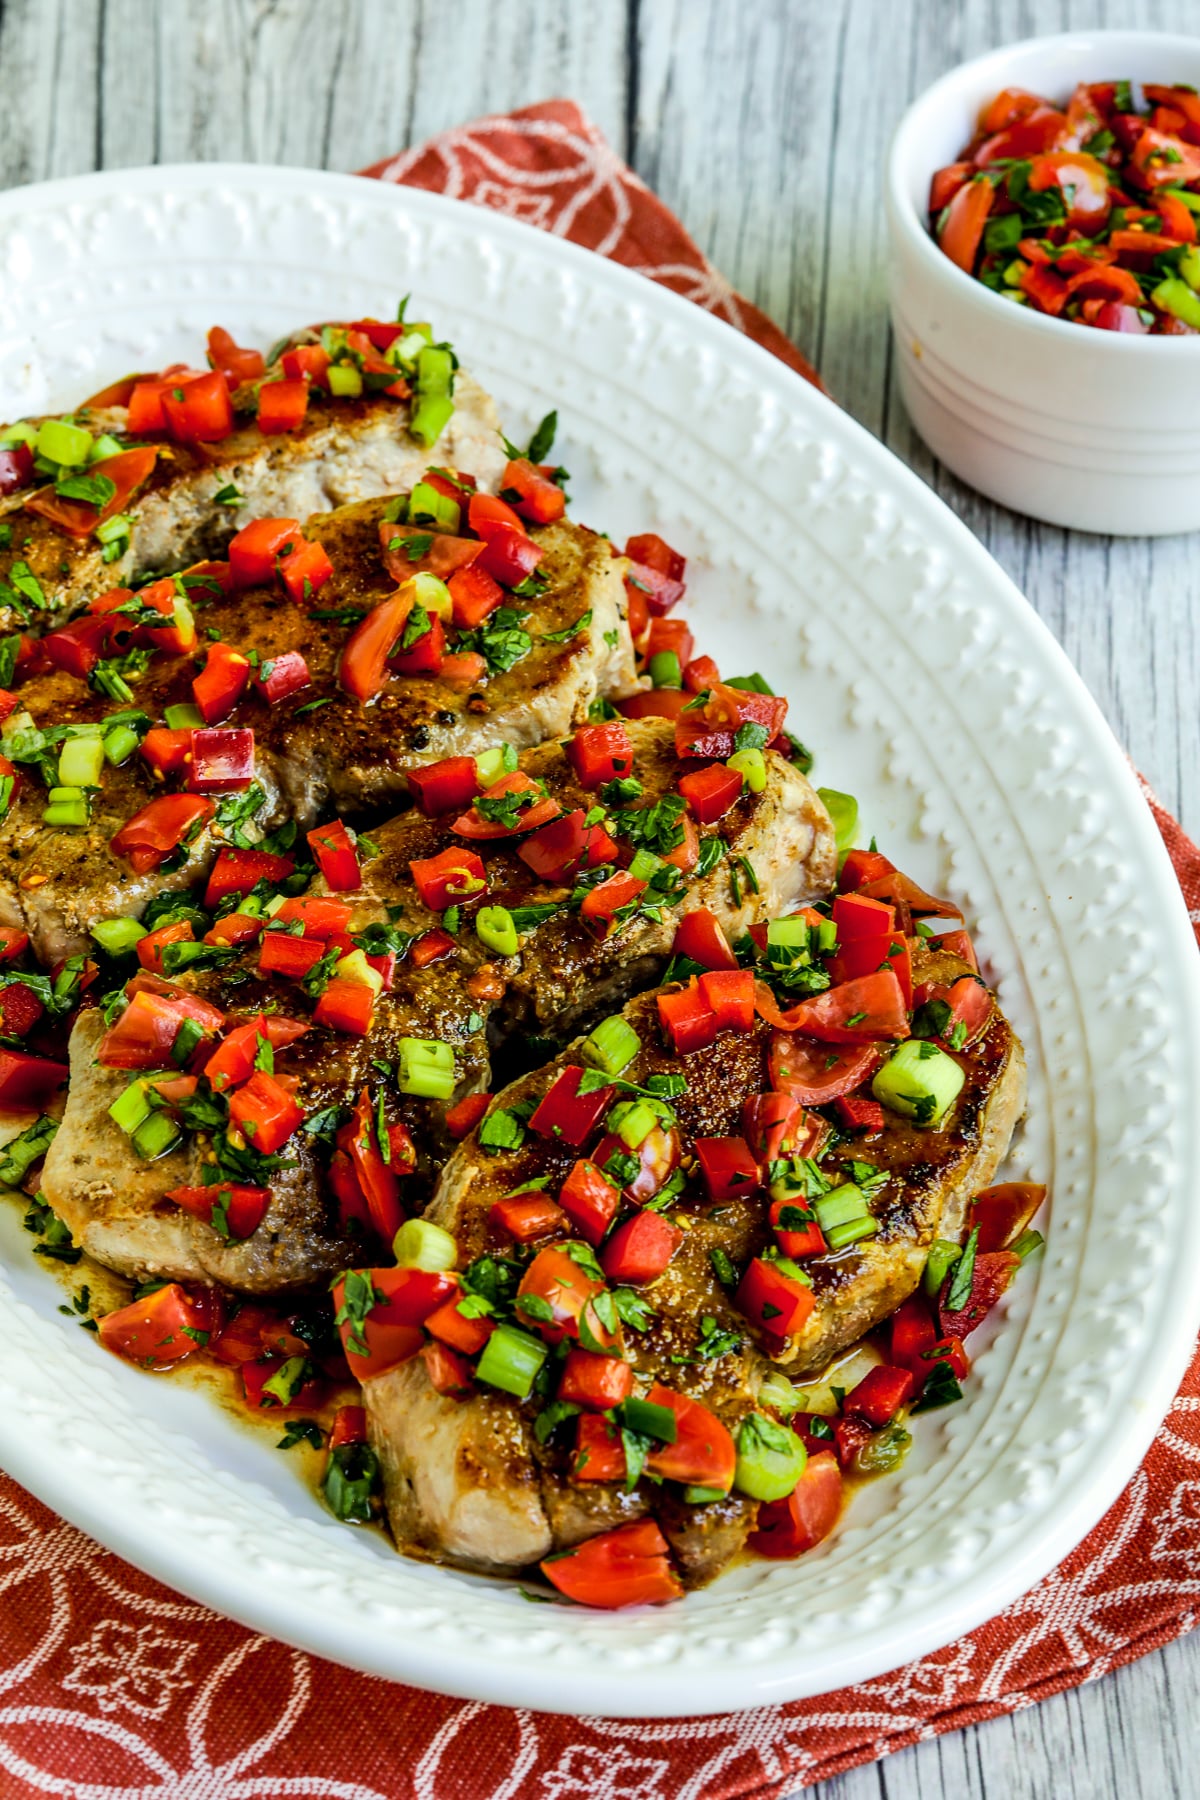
0,163,1195,1719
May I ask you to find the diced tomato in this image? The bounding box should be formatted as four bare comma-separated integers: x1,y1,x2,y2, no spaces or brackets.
644,1383,737,1491
389,609,445,675
272,895,352,938
529,1065,612,1148
656,980,718,1054
672,907,736,971
0,1049,68,1110
186,726,255,793
203,1013,308,1093
0,982,43,1038
970,1182,1046,1253
421,1339,474,1398
257,377,309,433
674,683,787,760
27,446,159,539
502,457,566,524
407,756,479,817
772,969,909,1044
135,920,193,976
736,1256,815,1340
489,1192,567,1242
278,538,334,604
314,978,376,1037
682,654,720,694
257,933,324,980
166,1182,270,1241
429,1095,484,1148
228,518,302,587
748,1452,842,1559
0,442,34,496
306,819,361,892
518,809,617,883
241,1355,325,1413
517,1245,611,1347
743,1092,800,1164
110,794,213,875
334,1265,457,1380
590,1123,680,1206
424,1296,494,1357
625,531,685,587
451,771,561,840
855,870,960,920
339,588,414,704
228,1069,304,1155
889,1293,939,1382
556,1158,621,1246
203,845,295,908
0,926,29,962
974,105,1067,166
126,378,171,434
96,988,211,1071
645,615,694,670
694,1136,760,1202
565,721,634,789
929,161,973,213
625,557,685,617
192,642,251,724
677,761,744,825
541,1517,682,1609
207,325,265,385
98,1282,223,1370
559,1348,633,1411
438,651,488,686
844,1364,914,1426
572,1412,631,1483
162,371,235,444
618,688,691,722
447,561,504,628
409,846,486,913
600,1210,682,1285
208,1301,283,1367
579,870,646,937
766,1030,880,1105
938,1250,1021,1341
41,615,112,677
937,927,979,973
913,973,992,1048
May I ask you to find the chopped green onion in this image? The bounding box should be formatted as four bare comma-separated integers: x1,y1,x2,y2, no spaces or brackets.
395,1037,456,1099
475,1323,547,1399
103,724,140,767
823,1215,879,1250
322,1441,379,1522
684,1485,727,1504
1180,243,1200,293
0,421,36,450
580,1014,641,1078
608,1099,658,1150
36,418,93,466
813,1183,868,1232
734,1413,807,1502
131,1110,182,1161
108,1080,152,1136
87,432,125,463
410,571,453,621
95,512,132,561
407,480,460,534
410,346,455,446
164,703,205,730
392,1218,458,1271
42,788,89,828
91,917,146,956
621,1396,677,1443
327,363,363,398
767,916,810,950
627,846,665,883
816,787,858,854
648,650,682,689
1152,276,1200,329
854,1421,911,1476
475,905,519,958
58,736,105,788
727,746,767,792
262,1356,310,1406
872,1040,965,1126
1013,1228,1045,1262
923,1237,962,1298
757,1370,803,1417
475,743,516,787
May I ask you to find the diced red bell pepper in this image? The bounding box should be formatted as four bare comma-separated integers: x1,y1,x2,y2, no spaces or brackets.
333,1265,459,1380
421,1340,475,1398
0,926,29,962
600,1209,683,1285
409,846,487,913
193,642,251,724
736,1256,815,1339
424,1295,494,1356
166,1182,270,1241
208,1301,285,1367
672,907,736,971
257,378,308,434
389,610,445,675
572,1413,629,1483
444,1092,490,1140
329,1403,367,1450
660,812,699,876
98,1282,223,1370
411,928,457,967
541,1517,683,1609
447,562,504,628
336,1089,411,1244
228,1070,304,1155
938,1250,1020,1342
161,371,235,444
186,726,254,793
565,721,634,789
241,1355,325,1413
136,921,193,976
682,654,720,694
844,1363,914,1426
280,343,331,386
407,756,479,817
228,518,303,588
656,980,718,1054
203,1013,308,1093
625,531,686,587
0,1049,68,1110
257,932,325,980
517,1244,609,1345
254,650,311,706
677,762,744,825
478,525,544,588
748,1452,843,1559
890,1294,939,1381
645,615,693,669
501,457,566,524
95,989,210,1072
557,1158,621,1246
438,652,488,685
625,558,685,618
559,1348,633,1410
110,794,214,875
207,325,265,385
832,892,894,940
42,615,113,678
518,809,617,883
314,977,376,1037
579,870,646,938
338,588,414,704
697,968,755,1033
272,895,352,938
490,1191,568,1242
913,974,993,1048
769,1195,825,1259
451,771,561,841
307,819,361,892
529,1065,613,1148
278,538,333,604
833,1094,885,1133
837,848,895,893
203,845,295,908
140,728,192,779
694,1136,760,1202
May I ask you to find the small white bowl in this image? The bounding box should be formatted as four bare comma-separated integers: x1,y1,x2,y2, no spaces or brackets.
886,31,1200,535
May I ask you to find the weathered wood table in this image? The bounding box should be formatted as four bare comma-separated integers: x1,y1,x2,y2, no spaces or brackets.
3,1,1197,1793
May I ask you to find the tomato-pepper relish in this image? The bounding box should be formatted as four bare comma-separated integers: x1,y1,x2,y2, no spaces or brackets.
929,80,1200,332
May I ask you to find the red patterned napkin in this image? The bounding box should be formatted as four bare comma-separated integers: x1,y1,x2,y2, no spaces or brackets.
0,102,1197,1800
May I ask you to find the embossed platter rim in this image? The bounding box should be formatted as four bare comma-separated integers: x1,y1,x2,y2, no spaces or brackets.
0,162,1194,1718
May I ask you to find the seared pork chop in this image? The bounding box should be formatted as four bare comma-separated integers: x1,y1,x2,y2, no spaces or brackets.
364,955,1022,1576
